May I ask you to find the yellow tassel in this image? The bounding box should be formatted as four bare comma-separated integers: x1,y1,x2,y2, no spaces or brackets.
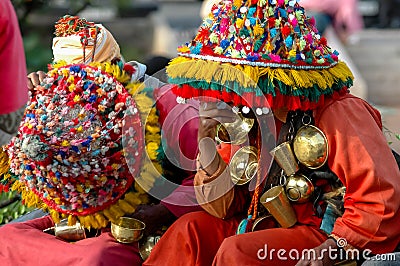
275,68,295,87
289,69,307,88
118,199,136,214
134,182,147,194
78,215,99,229
110,205,125,218
167,56,354,91
68,215,77,226
124,191,145,206
139,194,150,205
49,209,60,224
95,213,109,228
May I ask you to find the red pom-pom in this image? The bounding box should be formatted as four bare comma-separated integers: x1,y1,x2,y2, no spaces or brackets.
201,45,215,56
319,37,328,46
281,25,291,37
196,27,210,42
123,64,135,75
268,18,276,28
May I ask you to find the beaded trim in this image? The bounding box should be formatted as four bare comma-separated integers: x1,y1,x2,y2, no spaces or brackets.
178,53,338,70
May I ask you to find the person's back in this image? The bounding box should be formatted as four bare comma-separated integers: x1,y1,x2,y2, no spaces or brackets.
0,0,28,145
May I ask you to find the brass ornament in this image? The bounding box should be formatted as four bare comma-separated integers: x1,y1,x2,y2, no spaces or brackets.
293,125,328,169
139,235,161,261
229,146,258,185
215,113,254,145
269,141,299,176
259,185,297,228
111,217,145,244
285,174,315,203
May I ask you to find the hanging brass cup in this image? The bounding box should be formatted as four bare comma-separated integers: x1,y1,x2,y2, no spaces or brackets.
260,185,297,228
269,141,299,176
215,113,254,145
229,146,258,185
285,174,314,203
293,125,328,169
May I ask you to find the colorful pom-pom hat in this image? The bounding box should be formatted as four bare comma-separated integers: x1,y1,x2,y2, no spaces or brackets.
4,62,154,229
167,0,354,111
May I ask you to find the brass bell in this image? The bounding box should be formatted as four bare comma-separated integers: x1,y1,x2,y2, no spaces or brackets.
285,174,314,203
293,125,328,169
229,146,258,185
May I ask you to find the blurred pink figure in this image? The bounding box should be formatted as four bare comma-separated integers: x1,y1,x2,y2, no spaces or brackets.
301,0,364,42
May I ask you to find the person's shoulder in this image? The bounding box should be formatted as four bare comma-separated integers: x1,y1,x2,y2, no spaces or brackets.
315,93,382,126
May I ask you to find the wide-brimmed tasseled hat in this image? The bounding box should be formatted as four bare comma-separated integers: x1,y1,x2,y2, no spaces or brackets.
167,0,354,111
4,62,155,229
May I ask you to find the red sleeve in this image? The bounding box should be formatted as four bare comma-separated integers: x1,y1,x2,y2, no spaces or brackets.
316,95,400,254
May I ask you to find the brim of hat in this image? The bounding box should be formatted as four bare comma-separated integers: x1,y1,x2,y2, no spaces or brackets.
167,56,354,110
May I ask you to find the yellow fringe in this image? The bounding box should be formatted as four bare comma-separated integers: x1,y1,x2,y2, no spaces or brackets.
167,56,354,90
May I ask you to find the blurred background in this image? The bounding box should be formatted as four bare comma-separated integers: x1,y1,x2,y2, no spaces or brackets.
1,0,399,224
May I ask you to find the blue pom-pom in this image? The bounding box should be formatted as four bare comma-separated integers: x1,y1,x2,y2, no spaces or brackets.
279,8,287,18
248,7,256,17
270,28,277,38
70,65,81,73
285,36,293,48
220,39,230,49
236,215,252,234
88,95,97,103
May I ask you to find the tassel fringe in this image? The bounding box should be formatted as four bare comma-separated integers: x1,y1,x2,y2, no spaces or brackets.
167,56,354,110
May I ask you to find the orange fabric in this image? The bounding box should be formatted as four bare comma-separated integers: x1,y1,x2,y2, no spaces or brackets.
144,211,326,266
213,223,327,265
194,143,248,219
315,94,400,254
145,93,400,266
143,211,242,266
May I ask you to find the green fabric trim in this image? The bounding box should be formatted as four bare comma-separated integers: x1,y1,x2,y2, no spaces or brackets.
169,76,353,102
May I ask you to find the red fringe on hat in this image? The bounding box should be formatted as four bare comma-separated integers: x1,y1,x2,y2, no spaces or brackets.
173,85,349,111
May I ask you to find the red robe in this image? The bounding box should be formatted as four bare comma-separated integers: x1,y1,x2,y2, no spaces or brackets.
144,93,400,266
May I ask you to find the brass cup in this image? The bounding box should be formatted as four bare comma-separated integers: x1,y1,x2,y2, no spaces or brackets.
293,125,328,169
54,219,86,242
260,186,297,228
139,235,161,261
111,217,145,244
285,174,315,203
270,141,299,176
215,113,254,145
229,146,258,185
